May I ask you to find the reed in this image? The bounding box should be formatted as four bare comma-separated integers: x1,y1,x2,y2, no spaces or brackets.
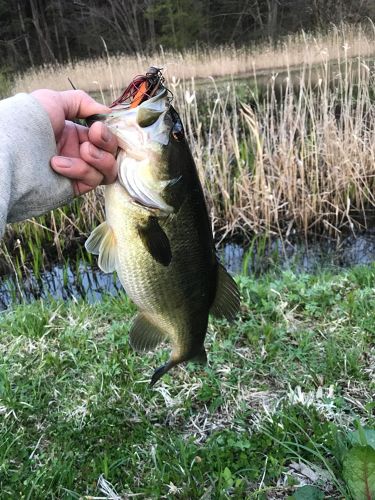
3,23,375,274
170,52,375,243
12,23,375,94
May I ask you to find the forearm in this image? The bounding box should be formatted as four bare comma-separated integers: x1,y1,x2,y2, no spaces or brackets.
0,93,74,237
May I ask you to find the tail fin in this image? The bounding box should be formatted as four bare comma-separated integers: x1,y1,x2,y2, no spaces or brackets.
149,349,207,387
191,348,207,365
150,361,176,387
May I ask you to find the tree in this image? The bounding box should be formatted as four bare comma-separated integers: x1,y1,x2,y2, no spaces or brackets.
146,0,206,50
0,0,375,76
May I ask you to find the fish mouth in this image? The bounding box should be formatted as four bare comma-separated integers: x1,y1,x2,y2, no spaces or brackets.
90,83,180,214
86,87,172,140
114,90,176,214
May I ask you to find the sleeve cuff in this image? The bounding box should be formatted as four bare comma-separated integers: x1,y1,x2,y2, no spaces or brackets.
2,93,74,223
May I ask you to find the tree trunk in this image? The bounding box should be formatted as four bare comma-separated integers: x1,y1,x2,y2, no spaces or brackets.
29,0,57,63
17,2,34,66
57,0,71,62
266,0,279,39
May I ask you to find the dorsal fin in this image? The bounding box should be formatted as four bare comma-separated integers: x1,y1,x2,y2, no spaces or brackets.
129,312,167,352
85,221,117,273
210,263,240,321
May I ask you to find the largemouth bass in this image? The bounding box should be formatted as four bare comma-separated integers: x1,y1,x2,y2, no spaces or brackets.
85,82,240,385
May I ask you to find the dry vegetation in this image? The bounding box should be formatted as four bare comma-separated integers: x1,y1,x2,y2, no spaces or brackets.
4,23,375,267
13,23,375,93
2,24,375,498
190,56,375,241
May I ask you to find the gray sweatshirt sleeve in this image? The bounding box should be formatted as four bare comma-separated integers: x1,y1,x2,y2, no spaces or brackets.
0,93,74,238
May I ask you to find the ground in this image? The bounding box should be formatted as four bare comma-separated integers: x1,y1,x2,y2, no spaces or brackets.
0,265,374,498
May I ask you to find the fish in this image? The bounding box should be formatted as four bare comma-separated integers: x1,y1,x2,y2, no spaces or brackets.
85,86,240,386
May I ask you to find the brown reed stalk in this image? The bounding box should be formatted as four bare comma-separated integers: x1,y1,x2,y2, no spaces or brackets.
3,23,375,274
12,22,375,95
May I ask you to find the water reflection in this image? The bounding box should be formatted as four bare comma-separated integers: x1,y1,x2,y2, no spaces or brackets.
0,263,122,311
224,230,375,275
1,231,375,311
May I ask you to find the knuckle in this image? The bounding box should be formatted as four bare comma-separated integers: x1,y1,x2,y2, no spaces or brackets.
79,161,91,177
103,160,118,184
75,89,87,100
80,141,90,157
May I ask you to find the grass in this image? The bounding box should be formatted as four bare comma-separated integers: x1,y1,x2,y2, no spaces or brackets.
4,39,375,277
3,23,375,283
173,54,375,242
3,27,375,267
12,23,375,94
0,68,12,99
1,195,104,280
0,264,373,498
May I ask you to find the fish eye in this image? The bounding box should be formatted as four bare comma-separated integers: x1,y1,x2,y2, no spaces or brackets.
171,118,184,141
172,129,184,141
170,107,185,141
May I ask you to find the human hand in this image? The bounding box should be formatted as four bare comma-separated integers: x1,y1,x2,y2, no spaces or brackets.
31,89,118,195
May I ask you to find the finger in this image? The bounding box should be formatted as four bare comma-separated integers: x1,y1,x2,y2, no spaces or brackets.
57,121,89,156
74,122,90,144
79,141,118,185
88,121,118,155
51,155,104,195
61,89,110,121
72,181,97,196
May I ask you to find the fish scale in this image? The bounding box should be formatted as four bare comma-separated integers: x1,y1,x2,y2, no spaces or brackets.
86,82,240,384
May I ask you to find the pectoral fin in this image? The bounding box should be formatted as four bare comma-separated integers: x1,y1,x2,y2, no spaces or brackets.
129,312,167,352
210,264,240,320
85,222,107,255
137,217,172,266
85,221,117,273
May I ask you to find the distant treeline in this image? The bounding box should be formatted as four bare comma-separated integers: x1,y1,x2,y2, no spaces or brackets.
1,0,375,74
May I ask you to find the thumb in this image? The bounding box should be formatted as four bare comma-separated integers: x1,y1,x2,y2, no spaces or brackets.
61,89,110,120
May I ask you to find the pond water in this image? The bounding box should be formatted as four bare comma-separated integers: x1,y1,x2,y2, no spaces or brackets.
2,63,375,311
1,231,375,311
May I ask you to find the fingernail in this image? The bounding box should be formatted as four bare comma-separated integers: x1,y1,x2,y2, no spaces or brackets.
53,157,72,168
101,124,111,142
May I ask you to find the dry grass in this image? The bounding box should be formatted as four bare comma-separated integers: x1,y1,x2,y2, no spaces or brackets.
5,23,375,261
170,53,375,242
13,23,375,94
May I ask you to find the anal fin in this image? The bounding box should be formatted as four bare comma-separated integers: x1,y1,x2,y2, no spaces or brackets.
210,263,240,321
130,312,167,352
85,221,117,273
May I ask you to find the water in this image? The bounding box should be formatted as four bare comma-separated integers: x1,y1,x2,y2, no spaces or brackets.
0,262,123,311
226,230,375,275
1,231,375,311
